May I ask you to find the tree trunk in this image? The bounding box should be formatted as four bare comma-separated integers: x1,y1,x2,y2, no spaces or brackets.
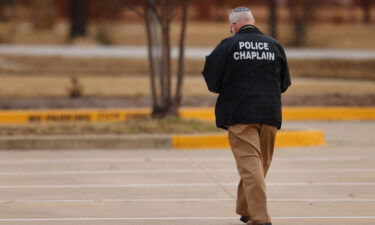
287,0,313,46
69,0,89,39
362,0,371,24
32,0,56,30
144,4,158,110
0,0,15,22
172,0,189,114
150,0,174,118
268,0,277,38
139,0,190,118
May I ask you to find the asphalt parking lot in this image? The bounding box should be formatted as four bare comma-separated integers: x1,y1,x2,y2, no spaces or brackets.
0,121,374,225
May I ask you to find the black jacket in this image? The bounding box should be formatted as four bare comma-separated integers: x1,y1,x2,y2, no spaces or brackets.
202,25,291,130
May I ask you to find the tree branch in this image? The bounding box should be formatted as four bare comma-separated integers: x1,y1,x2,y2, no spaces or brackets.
167,0,178,22
123,2,145,17
147,0,162,22
174,0,189,108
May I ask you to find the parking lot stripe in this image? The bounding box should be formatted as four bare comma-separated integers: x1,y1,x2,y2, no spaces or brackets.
0,156,363,164
0,182,374,189
0,168,373,176
0,216,374,222
1,198,375,203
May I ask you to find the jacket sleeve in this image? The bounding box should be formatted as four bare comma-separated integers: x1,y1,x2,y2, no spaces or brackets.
201,40,229,94
278,46,291,93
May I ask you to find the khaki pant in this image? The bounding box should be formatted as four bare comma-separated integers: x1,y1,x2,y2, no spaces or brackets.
228,124,277,225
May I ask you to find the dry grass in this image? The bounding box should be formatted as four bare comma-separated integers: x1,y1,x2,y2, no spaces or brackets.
0,75,151,97
0,74,374,98
0,116,219,136
288,59,375,80
0,75,212,97
283,78,375,96
0,55,149,75
0,55,203,76
1,55,375,80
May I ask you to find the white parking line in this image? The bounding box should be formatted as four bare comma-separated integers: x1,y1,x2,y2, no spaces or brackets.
0,156,362,164
1,198,375,204
0,169,217,175
0,216,374,222
0,168,373,176
0,182,374,189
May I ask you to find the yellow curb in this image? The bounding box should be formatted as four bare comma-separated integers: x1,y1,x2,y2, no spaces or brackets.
180,107,375,121
0,107,374,124
172,134,230,149
172,130,325,149
179,107,214,121
283,107,375,120
275,130,326,147
0,108,150,124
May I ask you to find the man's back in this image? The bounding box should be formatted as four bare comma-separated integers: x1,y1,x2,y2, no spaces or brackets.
202,25,291,130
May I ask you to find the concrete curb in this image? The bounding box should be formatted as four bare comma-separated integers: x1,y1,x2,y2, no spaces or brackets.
0,130,325,150
0,107,374,124
172,130,325,149
180,107,375,121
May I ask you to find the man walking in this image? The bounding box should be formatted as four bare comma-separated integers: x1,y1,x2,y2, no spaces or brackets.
202,7,291,225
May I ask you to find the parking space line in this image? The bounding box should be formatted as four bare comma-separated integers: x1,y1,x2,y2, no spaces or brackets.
0,169,221,175
0,182,374,189
0,216,374,222
0,168,374,176
1,198,375,203
0,156,363,164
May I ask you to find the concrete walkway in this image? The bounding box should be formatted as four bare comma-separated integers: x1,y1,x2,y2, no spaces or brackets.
1,44,375,60
0,121,374,225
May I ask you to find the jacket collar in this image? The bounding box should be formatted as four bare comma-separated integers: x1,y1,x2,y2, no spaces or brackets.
237,25,263,34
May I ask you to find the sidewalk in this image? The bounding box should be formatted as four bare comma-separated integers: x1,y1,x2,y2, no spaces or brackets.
1,45,375,60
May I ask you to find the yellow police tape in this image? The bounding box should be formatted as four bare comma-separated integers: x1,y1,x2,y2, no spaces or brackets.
172,130,326,149
0,107,374,124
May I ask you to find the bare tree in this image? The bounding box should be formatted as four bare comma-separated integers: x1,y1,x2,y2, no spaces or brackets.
0,0,15,22
31,0,56,30
129,0,190,118
69,0,89,39
0,0,15,43
92,0,124,45
361,0,372,23
287,0,315,46
268,0,278,38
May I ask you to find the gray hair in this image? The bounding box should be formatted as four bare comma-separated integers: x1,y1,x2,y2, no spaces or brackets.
229,7,255,24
